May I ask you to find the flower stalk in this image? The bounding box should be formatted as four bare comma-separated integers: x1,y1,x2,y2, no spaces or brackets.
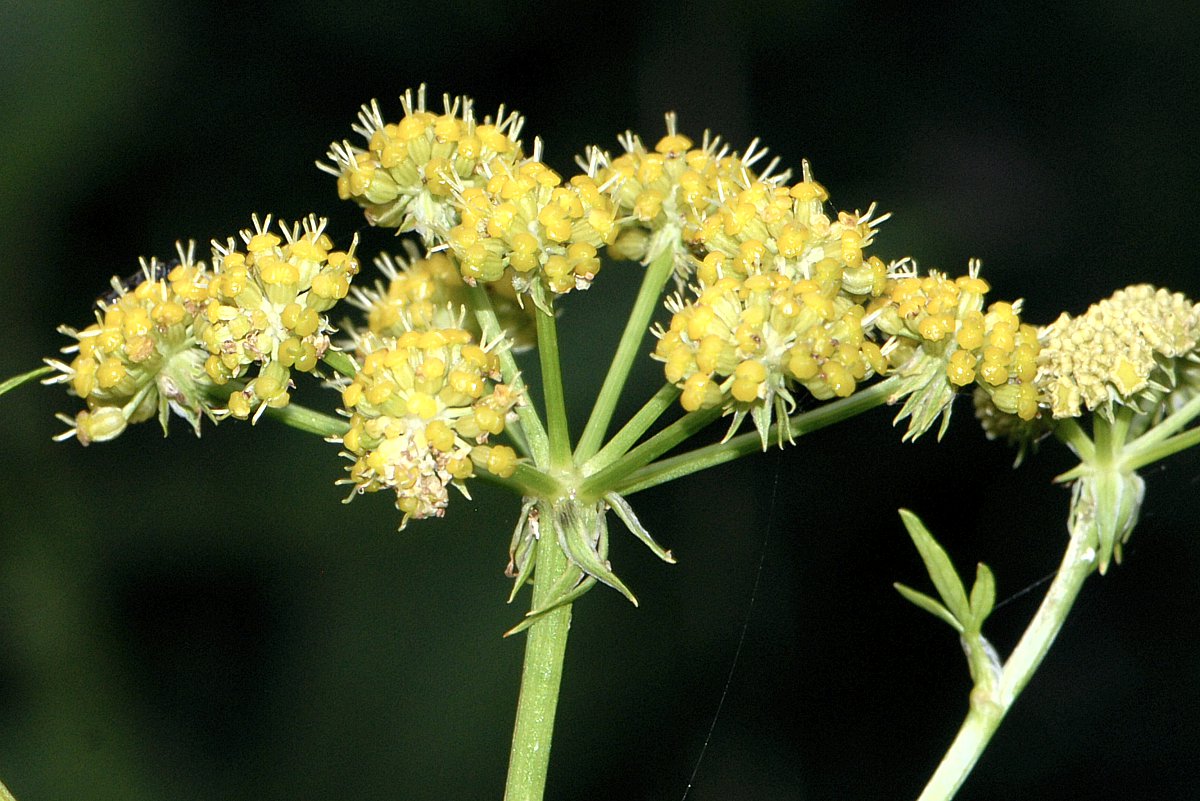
575,245,678,462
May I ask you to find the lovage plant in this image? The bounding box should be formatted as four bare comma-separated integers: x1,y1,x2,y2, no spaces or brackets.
5,84,1200,800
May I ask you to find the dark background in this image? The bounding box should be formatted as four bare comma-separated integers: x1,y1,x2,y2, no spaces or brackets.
2,1,1199,799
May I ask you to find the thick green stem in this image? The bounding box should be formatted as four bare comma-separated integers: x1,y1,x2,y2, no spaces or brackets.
504,509,574,801
574,246,677,463
609,376,901,496
917,507,1098,801
535,302,572,469
466,284,550,467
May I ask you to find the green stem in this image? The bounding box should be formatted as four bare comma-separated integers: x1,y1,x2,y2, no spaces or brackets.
263,402,347,437
471,462,565,500
581,383,680,474
535,302,572,469
1121,391,1200,465
1122,425,1200,473
321,350,358,378
0,775,18,801
0,364,53,396
578,406,722,500
466,284,550,467
917,510,1097,801
610,376,901,496
1052,418,1096,467
504,506,574,801
574,245,676,463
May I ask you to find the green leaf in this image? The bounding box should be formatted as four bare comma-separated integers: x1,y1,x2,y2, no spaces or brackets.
894,583,964,632
0,365,53,397
968,563,996,629
898,509,970,623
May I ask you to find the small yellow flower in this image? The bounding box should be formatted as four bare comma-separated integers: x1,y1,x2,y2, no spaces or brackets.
654,270,887,447
197,214,359,421
651,162,894,446
874,260,1040,439
347,243,536,352
445,157,619,303
336,327,521,527
320,85,526,243
583,114,788,276
46,243,218,444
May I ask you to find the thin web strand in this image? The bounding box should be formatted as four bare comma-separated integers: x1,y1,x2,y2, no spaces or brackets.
680,452,781,801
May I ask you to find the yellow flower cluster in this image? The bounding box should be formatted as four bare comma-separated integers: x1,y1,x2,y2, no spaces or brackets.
584,115,786,274
348,246,536,353
337,328,520,526
650,161,892,445
1037,285,1200,419
197,215,359,420
47,245,216,444
874,264,1041,425
320,86,526,243
446,159,620,300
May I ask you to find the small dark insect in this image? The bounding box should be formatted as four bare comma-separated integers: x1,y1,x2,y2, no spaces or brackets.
97,258,179,308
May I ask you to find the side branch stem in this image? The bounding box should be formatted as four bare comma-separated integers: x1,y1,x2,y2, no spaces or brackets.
916,514,1098,801
263,403,348,438
581,383,680,474
610,376,901,496
535,302,572,469
574,246,676,463
466,284,550,467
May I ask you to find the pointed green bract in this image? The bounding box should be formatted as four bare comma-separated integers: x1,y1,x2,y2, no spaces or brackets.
605,492,675,564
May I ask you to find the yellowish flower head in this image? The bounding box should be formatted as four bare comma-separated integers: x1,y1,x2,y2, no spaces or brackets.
1037,284,1200,419
197,214,359,420
321,86,526,244
46,243,218,444
337,327,521,527
873,260,1040,439
650,162,897,446
445,159,619,302
347,244,535,351
654,271,886,447
583,114,788,275
689,164,887,293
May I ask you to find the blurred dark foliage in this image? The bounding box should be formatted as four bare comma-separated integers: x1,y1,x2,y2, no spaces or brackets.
1,1,1199,799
